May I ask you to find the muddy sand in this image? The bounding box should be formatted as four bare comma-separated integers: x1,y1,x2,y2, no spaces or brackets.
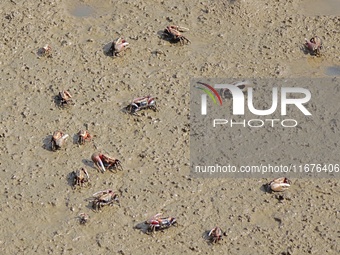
0,0,339,254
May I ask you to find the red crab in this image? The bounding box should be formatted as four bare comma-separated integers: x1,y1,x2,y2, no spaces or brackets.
91,152,123,173
162,25,191,45
145,213,177,233
304,36,322,56
77,130,92,145
208,226,223,244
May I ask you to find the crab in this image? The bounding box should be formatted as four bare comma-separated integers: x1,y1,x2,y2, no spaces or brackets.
126,96,157,115
72,167,90,187
77,130,92,145
51,130,69,151
78,213,89,225
39,44,52,57
109,37,129,57
162,25,191,45
208,226,223,244
145,213,177,233
92,189,120,211
91,152,123,173
305,36,322,56
267,177,291,192
57,90,74,107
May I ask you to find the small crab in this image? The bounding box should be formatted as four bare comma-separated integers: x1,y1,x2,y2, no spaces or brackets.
57,90,74,108
51,130,69,151
162,25,191,45
39,44,52,57
109,37,129,57
126,96,157,115
208,226,223,244
79,213,89,225
145,213,177,233
92,189,120,211
267,177,291,192
77,130,92,145
305,36,322,56
72,167,90,187
91,152,123,173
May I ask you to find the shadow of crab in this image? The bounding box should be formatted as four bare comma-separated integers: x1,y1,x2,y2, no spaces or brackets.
158,31,181,45
82,158,96,170
85,199,95,211
72,133,79,145
53,95,73,109
102,42,113,57
202,230,212,242
157,30,164,37
300,45,314,56
42,135,53,151
67,171,76,188
134,222,150,234
121,105,132,114
261,183,271,193
53,95,62,108
157,30,178,44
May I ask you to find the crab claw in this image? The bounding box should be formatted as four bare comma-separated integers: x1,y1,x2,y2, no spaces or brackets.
177,26,189,32
115,38,129,53
91,152,106,173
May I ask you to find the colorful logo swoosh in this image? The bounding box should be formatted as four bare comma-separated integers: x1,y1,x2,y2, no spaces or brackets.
195,82,223,106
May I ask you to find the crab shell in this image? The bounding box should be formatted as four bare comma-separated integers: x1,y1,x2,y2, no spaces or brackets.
52,130,63,141
310,36,322,47
43,44,51,54
114,38,129,53
166,25,189,34
74,167,89,184
97,192,117,203
128,96,157,114
78,130,92,144
145,213,163,224
59,90,72,101
133,96,155,105
305,36,322,55
52,131,69,149
208,226,223,243
92,189,120,209
93,189,113,198
160,217,176,228
269,177,291,192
